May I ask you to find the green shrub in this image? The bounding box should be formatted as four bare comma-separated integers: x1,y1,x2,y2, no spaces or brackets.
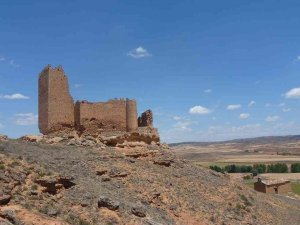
0,164,5,170
252,169,258,176
225,164,239,173
31,184,38,190
209,165,223,173
224,164,252,173
291,163,300,173
267,163,288,173
240,165,253,173
253,164,266,173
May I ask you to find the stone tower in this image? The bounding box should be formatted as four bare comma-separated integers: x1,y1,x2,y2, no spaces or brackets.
38,65,74,134
126,99,138,132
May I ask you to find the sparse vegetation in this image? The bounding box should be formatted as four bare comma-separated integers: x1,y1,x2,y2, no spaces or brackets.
291,182,300,195
8,160,21,167
240,194,253,207
0,163,5,170
0,138,300,224
79,218,92,225
31,184,38,190
243,174,252,180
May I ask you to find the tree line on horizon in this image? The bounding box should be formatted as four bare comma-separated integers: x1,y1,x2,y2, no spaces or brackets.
210,163,300,175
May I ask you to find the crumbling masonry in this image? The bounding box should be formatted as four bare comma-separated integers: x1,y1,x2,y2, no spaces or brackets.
38,65,159,143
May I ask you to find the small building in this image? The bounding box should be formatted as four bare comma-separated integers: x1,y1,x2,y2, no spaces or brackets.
254,178,291,194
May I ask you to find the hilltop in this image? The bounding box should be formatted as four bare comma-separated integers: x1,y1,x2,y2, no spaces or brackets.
0,138,300,225
169,135,300,147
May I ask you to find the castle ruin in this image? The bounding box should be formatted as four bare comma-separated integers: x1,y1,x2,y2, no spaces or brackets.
38,65,159,143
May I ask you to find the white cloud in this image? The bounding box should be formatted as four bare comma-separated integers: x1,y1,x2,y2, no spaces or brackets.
231,123,261,132
265,103,271,107
161,121,300,143
0,93,30,100
282,108,291,112
297,56,300,61
284,87,300,99
265,115,279,122
226,104,241,110
239,113,250,120
189,105,211,115
204,89,212,93
248,100,256,107
173,121,193,131
9,59,19,67
14,113,38,126
74,83,82,88
171,116,196,131
173,116,182,121
279,103,285,107
0,55,19,67
127,46,152,58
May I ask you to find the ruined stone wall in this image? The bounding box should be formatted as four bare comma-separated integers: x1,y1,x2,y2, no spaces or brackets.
38,65,74,134
254,182,266,193
75,99,138,134
39,65,158,139
138,110,153,127
265,183,291,194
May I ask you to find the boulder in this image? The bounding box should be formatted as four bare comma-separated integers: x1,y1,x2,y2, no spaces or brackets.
46,137,64,144
67,139,76,146
127,141,147,148
35,176,75,194
153,158,173,167
57,176,76,189
47,208,58,217
20,135,43,143
98,196,119,210
96,168,108,176
131,204,146,217
0,195,11,205
0,210,17,224
0,219,14,225
109,168,129,178
35,177,57,194
101,176,111,182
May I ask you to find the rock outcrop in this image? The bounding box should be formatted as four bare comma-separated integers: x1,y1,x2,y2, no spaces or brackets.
0,140,300,224
0,135,8,142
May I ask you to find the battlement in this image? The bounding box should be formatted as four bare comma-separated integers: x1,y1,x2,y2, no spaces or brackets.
39,64,64,76
38,65,154,138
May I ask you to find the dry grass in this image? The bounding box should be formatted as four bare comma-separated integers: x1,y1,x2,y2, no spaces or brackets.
217,155,300,163
259,173,300,181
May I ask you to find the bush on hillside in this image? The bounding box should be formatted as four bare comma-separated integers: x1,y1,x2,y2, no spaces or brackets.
209,165,223,173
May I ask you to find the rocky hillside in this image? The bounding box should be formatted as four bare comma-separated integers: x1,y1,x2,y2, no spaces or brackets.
0,138,300,225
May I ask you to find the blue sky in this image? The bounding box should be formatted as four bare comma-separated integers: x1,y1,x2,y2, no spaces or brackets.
1,0,300,142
